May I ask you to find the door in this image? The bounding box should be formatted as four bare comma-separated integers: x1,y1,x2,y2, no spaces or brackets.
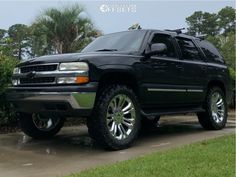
175,37,207,104
140,33,187,107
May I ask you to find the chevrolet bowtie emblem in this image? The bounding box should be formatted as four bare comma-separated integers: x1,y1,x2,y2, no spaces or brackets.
26,71,36,79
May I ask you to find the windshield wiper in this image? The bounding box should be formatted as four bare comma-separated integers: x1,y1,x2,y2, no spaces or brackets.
95,49,118,52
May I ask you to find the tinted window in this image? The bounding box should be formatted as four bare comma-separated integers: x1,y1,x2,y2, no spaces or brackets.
82,31,146,53
176,37,201,60
198,40,224,64
151,34,177,58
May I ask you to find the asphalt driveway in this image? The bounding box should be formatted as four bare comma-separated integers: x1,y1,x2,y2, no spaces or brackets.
0,111,235,177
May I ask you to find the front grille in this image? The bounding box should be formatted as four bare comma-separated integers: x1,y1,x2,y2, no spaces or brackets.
20,64,57,73
20,77,55,84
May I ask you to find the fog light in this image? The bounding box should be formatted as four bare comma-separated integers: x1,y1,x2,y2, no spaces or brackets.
57,77,77,84
12,79,19,86
57,76,89,84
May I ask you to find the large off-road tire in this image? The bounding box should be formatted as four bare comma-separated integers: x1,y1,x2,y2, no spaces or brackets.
18,113,65,139
197,87,227,130
87,85,141,150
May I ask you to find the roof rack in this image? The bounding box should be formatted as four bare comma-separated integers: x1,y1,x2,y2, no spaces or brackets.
195,34,207,40
165,28,185,34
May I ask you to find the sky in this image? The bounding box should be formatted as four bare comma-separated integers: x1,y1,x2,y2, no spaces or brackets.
0,0,235,34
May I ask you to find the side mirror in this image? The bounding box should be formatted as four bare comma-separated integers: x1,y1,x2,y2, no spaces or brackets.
145,43,167,56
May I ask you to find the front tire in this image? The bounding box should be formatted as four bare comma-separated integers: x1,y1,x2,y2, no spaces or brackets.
197,87,227,130
18,113,65,139
87,85,141,150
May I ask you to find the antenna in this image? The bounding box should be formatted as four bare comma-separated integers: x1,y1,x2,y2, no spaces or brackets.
165,28,185,34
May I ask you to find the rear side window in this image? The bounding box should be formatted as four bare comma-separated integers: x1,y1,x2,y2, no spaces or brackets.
198,40,224,64
176,37,201,60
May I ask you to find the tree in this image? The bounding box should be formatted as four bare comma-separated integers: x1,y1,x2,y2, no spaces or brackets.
218,6,236,35
32,4,100,55
0,29,7,55
8,24,31,59
0,29,6,39
0,29,13,57
0,54,18,125
186,7,235,37
30,23,55,56
186,11,218,36
220,32,235,70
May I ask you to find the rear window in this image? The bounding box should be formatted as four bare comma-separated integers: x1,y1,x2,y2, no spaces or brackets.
198,40,224,64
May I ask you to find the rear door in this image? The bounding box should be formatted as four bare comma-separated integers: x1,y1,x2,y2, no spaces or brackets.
175,37,207,104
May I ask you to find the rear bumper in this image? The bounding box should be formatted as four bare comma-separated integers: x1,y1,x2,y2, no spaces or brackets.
6,82,98,117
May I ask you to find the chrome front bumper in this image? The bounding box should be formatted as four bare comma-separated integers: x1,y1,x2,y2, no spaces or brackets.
6,83,98,116
7,91,96,109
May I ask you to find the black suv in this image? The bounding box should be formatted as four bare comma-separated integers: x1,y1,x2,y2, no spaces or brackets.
7,29,231,150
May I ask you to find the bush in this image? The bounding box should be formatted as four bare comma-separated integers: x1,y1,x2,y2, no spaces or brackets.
229,67,235,108
0,55,18,125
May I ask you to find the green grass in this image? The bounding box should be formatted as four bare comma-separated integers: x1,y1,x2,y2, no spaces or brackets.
67,134,235,177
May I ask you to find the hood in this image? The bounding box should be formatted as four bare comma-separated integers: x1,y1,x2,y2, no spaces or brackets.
18,51,138,67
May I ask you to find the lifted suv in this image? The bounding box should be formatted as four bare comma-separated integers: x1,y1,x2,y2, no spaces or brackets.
7,29,231,150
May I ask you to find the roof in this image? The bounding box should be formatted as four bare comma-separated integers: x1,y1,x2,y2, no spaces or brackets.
141,29,199,40
120,29,198,38
104,29,201,40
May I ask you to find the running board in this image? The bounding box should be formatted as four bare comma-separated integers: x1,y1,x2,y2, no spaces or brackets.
141,107,205,118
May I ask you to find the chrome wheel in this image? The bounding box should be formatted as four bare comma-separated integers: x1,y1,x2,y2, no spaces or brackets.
210,92,225,124
32,113,60,131
106,94,136,140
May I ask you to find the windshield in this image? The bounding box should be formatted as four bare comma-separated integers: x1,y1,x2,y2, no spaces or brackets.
81,30,146,53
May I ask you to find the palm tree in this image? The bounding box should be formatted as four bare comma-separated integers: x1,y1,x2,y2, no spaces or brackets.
32,4,100,55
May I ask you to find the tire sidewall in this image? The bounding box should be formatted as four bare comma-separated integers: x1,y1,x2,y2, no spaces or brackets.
99,86,141,148
206,87,227,129
18,112,65,139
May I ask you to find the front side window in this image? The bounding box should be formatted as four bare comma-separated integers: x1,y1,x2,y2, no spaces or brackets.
151,34,177,58
198,40,224,64
176,37,201,60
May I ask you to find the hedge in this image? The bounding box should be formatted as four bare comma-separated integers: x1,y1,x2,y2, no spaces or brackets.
0,55,18,125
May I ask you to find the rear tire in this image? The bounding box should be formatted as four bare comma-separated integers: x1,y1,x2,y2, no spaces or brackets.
18,113,65,139
87,85,141,150
197,87,227,130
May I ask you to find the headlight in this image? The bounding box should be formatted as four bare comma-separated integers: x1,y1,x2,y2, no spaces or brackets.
59,62,89,71
13,67,20,74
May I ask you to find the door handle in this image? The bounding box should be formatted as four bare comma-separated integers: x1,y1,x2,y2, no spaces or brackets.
200,65,207,70
176,64,184,71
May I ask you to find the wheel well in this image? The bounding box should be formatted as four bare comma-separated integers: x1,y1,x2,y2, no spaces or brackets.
207,80,226,95
97,72,139,98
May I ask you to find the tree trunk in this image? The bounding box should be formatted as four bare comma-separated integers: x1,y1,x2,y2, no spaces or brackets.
18,46,22,60
55,41,63,54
